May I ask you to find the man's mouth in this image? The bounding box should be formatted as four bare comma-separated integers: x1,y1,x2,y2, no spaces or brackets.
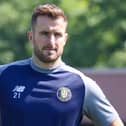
44,47,57,51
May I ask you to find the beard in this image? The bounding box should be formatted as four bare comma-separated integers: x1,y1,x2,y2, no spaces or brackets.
33,46,62,63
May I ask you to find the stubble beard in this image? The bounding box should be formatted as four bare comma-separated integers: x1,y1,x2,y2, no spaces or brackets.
33,47,61,63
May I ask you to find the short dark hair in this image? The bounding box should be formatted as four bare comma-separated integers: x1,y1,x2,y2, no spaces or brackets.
31,3,67,29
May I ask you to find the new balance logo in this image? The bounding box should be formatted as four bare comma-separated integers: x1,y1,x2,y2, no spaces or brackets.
12,85,26,99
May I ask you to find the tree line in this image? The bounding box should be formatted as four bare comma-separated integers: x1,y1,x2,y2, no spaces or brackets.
0,0,126,68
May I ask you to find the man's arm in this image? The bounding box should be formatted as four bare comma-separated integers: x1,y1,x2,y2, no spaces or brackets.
110,119,124,126
0,110,1,126
82,76,124,126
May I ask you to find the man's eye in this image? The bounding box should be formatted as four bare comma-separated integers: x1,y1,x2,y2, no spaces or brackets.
41,31,49,36
55,33,62,37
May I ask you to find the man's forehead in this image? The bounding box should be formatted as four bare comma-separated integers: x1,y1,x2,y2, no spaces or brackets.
36,16,66,24
35,16,67,31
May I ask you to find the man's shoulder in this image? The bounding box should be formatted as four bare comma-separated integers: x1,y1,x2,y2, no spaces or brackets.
0,58,31,76
61,64,83,75
61,64,88,80
62,64,96,85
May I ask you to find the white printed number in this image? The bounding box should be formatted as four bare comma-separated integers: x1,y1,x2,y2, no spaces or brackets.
13,92,21,99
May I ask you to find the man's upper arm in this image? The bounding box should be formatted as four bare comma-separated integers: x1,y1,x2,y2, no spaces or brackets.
0,110,1,126
82,76,123,126
110,119,124,126
0,65,9,126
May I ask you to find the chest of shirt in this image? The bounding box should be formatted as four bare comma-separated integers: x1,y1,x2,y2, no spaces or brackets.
0,70,85,115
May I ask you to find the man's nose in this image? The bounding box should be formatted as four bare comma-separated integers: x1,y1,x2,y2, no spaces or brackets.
48,34,55,45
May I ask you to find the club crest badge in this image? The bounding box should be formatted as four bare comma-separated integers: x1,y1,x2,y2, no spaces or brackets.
57,87,72,102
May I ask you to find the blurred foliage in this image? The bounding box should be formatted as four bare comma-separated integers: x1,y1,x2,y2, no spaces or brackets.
0,0,126,68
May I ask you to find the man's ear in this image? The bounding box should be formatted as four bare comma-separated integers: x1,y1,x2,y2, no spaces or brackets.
27,31,33,41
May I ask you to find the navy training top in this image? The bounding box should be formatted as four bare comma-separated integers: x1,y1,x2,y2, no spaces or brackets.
0,58,85,126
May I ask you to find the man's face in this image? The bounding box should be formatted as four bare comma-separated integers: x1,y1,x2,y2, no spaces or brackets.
29,16,68,63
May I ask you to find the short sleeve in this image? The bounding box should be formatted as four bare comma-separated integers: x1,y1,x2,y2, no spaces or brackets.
83,76,119,126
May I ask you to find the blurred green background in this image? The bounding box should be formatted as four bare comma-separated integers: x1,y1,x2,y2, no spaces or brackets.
0,0,126,68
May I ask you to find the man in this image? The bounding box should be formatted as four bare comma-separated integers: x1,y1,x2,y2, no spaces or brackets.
0,3,124,126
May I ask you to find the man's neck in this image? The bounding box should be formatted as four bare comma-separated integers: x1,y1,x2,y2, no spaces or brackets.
32,56,62,70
